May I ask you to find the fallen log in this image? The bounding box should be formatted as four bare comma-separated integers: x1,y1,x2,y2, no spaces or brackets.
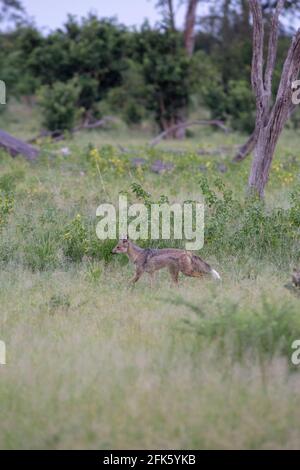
0,129,39,160
149,120,230,147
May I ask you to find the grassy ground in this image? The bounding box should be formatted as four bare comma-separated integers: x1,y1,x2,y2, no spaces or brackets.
1,103,300,449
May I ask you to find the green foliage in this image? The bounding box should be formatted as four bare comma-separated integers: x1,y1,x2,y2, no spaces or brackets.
29,16,127,117
0,191,13,230
176,296,300,360
137,27,193,130
199,176,300,266
1,4,300,133
0,169,24,192
227,80,255,133
202,78,255,133
63,214,89,262
105,60,147,125
37,79,81,132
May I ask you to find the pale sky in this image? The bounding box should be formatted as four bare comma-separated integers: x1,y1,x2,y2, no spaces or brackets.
22,0,186,32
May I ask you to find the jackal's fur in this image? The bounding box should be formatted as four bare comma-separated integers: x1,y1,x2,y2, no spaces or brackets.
112,237,221,285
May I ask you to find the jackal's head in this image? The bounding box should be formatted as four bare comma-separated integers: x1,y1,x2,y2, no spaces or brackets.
112,237,129,254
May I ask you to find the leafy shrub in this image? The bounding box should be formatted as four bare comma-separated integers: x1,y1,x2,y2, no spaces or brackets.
199,177,300,267
63,214,89,262
38,79,81,132
0,192,14,230
226,80,255,133
202,78,255,133
105,60,147,125
174,296,300,361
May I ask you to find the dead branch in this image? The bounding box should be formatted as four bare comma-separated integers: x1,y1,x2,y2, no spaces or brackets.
149,120,230,147
233,128,259,162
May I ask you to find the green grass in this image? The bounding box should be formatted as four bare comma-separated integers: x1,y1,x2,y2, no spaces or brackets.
1,103,300,449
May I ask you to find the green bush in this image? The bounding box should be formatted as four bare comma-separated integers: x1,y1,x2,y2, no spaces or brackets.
37,79,81,132
226,80,255,133
63,214,89,262
105,60,147,125
174,296,300,361
202,78,255,133
198,177,300,267
0,191,14,231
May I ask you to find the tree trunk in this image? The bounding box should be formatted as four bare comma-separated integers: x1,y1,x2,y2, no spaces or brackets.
184,0,199,56
245,0,300,197
0,129,39,160
248,119,282,197
167,0,176,31
168,0,199,140
248,132,273,197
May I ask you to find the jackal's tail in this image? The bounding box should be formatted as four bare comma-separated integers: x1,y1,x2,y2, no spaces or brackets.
211,269,221,281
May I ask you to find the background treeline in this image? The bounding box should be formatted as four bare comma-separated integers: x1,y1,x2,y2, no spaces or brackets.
0,0,300,135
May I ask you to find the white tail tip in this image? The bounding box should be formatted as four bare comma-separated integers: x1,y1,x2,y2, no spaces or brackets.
211,269,221,281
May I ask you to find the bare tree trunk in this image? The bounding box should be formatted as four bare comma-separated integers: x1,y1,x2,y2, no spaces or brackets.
246,0,300,197
248,129,279,196
167,0,176,31
184,0,199,56
167,0,199,140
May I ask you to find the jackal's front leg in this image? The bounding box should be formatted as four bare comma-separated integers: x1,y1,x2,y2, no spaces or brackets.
129,267,143,286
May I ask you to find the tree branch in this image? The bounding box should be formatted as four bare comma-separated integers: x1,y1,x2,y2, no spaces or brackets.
149,120,229,147
264,0,285,99
249,0,265,104
232,127,259,162
268,28,300,134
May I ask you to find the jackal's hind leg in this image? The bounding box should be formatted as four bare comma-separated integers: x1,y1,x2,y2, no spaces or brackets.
149,271,156,288
168,264,179,285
